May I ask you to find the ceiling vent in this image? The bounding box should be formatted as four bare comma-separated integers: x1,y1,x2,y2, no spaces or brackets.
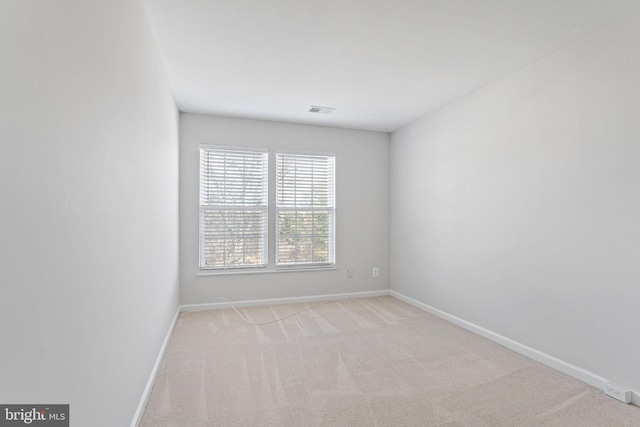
309,106,335,114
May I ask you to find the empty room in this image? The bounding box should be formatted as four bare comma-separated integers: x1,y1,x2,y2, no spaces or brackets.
1,1,639,426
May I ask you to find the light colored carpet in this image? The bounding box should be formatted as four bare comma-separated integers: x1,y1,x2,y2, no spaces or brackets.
140,296,640,426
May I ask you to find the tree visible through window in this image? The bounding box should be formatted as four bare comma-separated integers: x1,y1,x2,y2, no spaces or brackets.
199,146,268,269
199,147,335,271
276,152,335,267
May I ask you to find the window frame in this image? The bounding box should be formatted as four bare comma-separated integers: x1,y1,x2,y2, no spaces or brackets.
275,150,336,269
198,146,336,274
198,144,269,271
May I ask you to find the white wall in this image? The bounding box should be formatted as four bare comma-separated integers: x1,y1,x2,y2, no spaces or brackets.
391,14,640,393
180,113,389,304
0,2,179,426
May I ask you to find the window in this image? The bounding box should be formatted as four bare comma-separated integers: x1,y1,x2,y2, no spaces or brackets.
276,152,335,267
199,147,335,272
199,146,268,269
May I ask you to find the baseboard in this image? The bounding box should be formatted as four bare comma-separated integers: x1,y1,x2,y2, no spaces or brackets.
130,306,181,427
390,290,639,408
180,289,390,312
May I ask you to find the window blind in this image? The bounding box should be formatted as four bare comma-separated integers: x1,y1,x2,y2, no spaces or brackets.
276,152,335,267
199,146,268,269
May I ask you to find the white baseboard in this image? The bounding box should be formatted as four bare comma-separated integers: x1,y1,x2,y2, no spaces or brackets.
180,289,390,312
130,306,181,427
390,290,639,408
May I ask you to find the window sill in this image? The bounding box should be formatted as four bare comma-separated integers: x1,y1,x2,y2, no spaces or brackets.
197,266,337,277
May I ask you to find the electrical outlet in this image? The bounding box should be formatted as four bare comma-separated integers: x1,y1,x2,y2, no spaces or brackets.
347,269,353,278
604,382,632,403
372,267,379,277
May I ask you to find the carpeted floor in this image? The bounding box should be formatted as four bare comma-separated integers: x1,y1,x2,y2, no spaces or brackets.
140,296,640,426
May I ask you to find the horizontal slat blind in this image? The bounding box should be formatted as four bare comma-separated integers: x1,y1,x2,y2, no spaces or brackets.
200,147,268,269
276,152,335,266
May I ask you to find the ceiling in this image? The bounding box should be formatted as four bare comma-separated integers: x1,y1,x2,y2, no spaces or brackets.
143,0,639,132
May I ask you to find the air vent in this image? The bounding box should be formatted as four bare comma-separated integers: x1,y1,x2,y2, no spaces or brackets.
309,106,335,114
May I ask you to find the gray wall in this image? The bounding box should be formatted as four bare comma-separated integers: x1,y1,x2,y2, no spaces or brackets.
0,1,179,425
180,113,389,304
390,14,640,392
